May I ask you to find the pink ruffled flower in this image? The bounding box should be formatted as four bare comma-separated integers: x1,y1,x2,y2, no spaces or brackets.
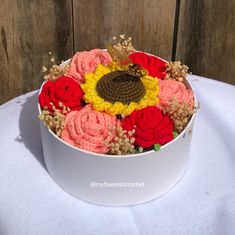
61,105,120,154
68,49,112,84
158,79,194,107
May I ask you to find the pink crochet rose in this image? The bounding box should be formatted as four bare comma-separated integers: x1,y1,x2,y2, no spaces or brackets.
68,49,112,84
158,79,194,107
61,105,120,154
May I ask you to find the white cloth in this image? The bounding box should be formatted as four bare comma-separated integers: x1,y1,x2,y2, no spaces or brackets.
0,75,235,235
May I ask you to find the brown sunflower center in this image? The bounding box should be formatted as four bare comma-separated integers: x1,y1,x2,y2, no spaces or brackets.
96,70,146,104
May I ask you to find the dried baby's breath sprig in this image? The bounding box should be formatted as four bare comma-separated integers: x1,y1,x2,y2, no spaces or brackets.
42,64,69,81
106,126,136,155
107,34,135,70
162,99,194,133
166,61,189,82
38,103,70,136
112,34,135,55
41,52,69,81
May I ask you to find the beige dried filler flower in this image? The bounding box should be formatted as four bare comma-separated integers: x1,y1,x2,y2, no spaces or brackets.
41,52,69,81
112,34,135,54
166,61,189,82
162,99,194,133
105,126,136,155
38,102,70,136
107,34,135,70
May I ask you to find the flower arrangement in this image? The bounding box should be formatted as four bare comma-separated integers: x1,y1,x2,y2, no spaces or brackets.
38,35,195,155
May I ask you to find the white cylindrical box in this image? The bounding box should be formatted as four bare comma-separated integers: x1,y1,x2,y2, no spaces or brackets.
38,57,196,206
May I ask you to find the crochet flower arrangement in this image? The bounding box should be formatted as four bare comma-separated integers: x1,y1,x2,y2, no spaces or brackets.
39,35,195,155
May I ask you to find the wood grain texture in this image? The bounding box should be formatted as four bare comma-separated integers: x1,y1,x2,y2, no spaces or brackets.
176,0,235,85
1,0,235,104
73,0,176,60
0,0,73,104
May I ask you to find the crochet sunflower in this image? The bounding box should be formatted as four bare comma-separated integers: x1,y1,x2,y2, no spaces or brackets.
81,63,159,116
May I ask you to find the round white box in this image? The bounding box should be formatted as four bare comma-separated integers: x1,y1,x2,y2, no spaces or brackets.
38,56,197,206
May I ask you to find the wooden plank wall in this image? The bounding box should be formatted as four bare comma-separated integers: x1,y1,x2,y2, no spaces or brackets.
0,0,234,104
176,0,235,85
73,0,176,60
0,0,73,104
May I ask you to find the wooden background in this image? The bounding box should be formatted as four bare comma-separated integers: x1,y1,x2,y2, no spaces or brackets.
0,0,234,104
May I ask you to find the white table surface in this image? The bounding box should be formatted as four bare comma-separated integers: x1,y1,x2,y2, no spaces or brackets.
0,75,235,235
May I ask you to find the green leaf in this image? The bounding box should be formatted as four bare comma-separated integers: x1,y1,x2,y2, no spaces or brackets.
154,144,161,151
173,131,178,138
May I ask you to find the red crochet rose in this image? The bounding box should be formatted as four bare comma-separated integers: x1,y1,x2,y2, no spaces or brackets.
129,52,167,79
122,106,174,148
39,76,84,111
